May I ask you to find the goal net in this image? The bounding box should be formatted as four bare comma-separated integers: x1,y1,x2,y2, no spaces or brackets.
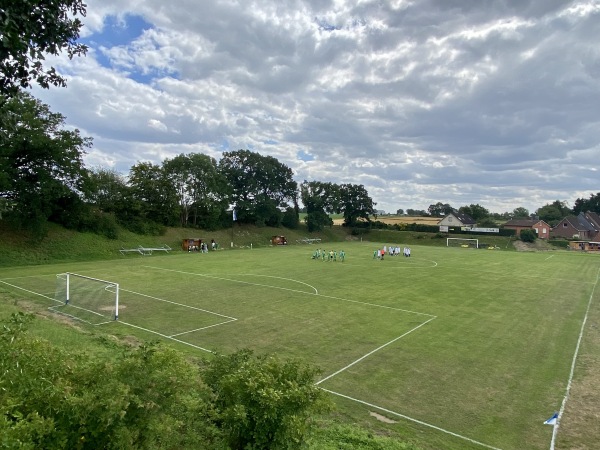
53,273,119,325
447,237,479,248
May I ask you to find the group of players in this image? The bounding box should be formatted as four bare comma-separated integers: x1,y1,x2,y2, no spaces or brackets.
373,245,411,260
311,248,346,262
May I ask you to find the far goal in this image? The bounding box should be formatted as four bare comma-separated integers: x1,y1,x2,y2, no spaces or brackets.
53,273,119,325
447,238,479,248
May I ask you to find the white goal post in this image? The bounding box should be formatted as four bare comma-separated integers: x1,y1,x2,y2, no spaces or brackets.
446,237,479,248
53,273,119,325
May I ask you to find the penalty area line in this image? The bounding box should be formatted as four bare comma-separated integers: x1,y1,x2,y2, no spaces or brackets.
317,316,436,386
118,320,214,354
169,318,237,337
321,388,502,450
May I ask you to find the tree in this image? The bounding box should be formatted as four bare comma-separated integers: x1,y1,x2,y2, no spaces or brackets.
427,202,453,217
85,167,130,213
520,229,537,243
200,349,331,450
0,92,91,234
299,181,337,232
396,208,404,215
129,161,179,229
219,150,297,226
337,183,376,227
512,207,530,218
459,204,489,222
573,192,600,215
186,153,230,229
535,200,571,226
0,313,223,449
0,0,88,96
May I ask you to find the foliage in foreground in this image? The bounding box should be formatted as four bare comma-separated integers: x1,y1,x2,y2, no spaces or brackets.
200,349,333,450
0,313,333,449
0,312,222,449
308,423,420,450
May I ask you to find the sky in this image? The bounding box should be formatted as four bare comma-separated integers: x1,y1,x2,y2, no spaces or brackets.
32,0,600,214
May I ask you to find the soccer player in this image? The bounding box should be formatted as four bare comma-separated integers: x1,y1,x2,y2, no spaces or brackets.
339,250,345,262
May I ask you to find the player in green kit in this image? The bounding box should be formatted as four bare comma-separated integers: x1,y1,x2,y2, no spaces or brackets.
339,250,345,262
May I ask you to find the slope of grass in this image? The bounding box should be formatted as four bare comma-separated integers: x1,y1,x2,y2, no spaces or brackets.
1,241,597,450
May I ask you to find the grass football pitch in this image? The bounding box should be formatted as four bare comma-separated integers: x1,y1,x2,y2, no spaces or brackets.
0,242,598,450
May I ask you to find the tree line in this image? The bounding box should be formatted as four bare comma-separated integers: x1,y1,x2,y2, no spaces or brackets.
0,93,376,237
398,197,600,228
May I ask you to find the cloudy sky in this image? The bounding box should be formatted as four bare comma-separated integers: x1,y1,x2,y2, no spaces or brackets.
33,0,600,214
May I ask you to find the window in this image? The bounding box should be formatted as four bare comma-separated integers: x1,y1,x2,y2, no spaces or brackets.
563,222,568,227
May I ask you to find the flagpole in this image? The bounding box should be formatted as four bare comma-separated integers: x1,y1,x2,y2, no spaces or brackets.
231,208,235,248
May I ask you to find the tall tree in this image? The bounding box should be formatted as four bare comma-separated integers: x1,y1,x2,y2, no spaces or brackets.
428,202,453,217
573,192,600,215
338,183,376,227
535,200,571,226
219,150,297,226
129,161,179,227
512,207,530,218
300,181,337,232
458,204,489,222
0,92,91,233
0,0,87,96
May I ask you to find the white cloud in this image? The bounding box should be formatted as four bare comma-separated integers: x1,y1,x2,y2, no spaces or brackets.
31,0,600,214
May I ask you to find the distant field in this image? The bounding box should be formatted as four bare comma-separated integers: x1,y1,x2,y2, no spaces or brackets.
0,242,598,450
332,215,441,225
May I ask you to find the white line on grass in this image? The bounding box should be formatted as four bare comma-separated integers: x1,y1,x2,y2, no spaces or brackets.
118,320,214,353
320,388,503,450
550,266,600,450
0,280,62,303
120,288,237,320
544,255,555,261
143,265,320,296
169,319,237,337
144,266,435,317
316,316,436,385
316,292,436,317
235,274,318,294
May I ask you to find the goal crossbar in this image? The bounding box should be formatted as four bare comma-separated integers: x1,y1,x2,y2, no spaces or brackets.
54,272,119,324
446,237,479,248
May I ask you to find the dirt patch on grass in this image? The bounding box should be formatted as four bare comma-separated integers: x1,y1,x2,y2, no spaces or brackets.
512,239,556,251
369,411,397,424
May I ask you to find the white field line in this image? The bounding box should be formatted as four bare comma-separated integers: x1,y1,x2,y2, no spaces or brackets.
550,266,600,450
321,388,503,450
120,288,237,320
143,266,321,297
0,274,57,280
545,255,555,261
169,318,237,337
144,266,435,317
316,316,436,385
235,274,318,294
315,292,435,317
0,280,61,303
118,320,214,354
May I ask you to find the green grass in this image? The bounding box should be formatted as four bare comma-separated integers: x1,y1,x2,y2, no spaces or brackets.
1,241,598,449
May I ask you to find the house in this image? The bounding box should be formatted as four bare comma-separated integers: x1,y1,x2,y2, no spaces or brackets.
438,210,476,230
503,218,551,239
551,212,600,240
